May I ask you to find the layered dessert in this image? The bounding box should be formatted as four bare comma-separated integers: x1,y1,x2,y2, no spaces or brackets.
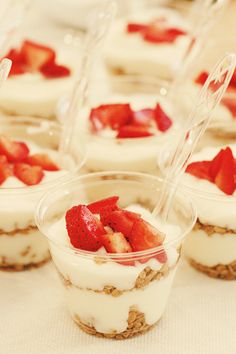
183,144,236,279
48,195,181,338
83,93,178,173
0,39,75,118
104,8,192,82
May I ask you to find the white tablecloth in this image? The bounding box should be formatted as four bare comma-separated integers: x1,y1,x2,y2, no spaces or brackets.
1,258,236,354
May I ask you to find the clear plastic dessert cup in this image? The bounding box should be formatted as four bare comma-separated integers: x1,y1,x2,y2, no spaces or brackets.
77,76,181,174
0,117,86,271
36,172,196,339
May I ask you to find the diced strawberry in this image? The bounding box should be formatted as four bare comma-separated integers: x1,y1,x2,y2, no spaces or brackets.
143,25,186,43
102,210,136,238
229,70,236,89
21,40,56,71
65,205,105,251
100,232,132,253
116,125,153,138
9,63,25,76
87,196,119,214
100,204,120,225
122,210,141,221
89,104,133,132
186,161,213,182
0,135,29,162
215,147,235,195
209,148,225,180
166,28,186,37
127,23,148,33
0,155,13,184
5,48,26,76
14,163,44,185
128,218,165,251
40,61,70,78
24,153,59,171
131,108,155,126
154,103,172,132
222,97,236,117
195,71,208,85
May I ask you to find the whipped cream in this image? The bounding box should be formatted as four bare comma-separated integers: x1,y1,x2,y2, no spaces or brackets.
104,8,191,80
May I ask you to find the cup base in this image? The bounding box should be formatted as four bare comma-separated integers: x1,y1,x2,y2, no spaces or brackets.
0,253,51,272
189,258,236,280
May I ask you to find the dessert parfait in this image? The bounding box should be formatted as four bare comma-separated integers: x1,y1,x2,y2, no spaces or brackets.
182,144,236,279
0,39,77,118
0,117,85,271
36,172,196,339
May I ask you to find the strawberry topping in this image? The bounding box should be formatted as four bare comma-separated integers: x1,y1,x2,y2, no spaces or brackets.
14,163,44,186
40,61,71,78
25,153,59,171
21,40,56,71
127,23,147,33
131,108,155,126
87,196,119,214
0,155,13,185
186,146,236,195
154,103,173,132
0,135,29,163
116,125,153,138
100,232,132,253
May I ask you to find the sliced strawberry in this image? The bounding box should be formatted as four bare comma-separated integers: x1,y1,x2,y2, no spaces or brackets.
65,205,104,251
102,210,137,238
0,135,29,162
14,163,44,185
222,97,236,117
100,204,120,225
89,104,133,132
215,147,235,195
9,63,25,76
5,48,26,76
25,153,59,171
116,125,153,138
127,23,147,33
209,148,225,180
122,210,141,221
100,232,132,253
87,196,119,214
195,71,208,85
128,219,165,251
229,70,236,89
21,40,56,71
186,161,212,182
40,61,70,78
154,103,172,132
143,25,186,43
0,155,13,184
131,108,155,126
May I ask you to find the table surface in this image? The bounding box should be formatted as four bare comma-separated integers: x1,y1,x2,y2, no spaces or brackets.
1,2,236,354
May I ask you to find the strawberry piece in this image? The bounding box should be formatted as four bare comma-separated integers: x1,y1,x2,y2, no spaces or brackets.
5,48,26,76
65,205,104,251
0,155,13,184
25,153,59,171
21,40,56,71
87,196,119,214
9,63,25,76
40,61,70,78
116,125,153,138
100,204,120,225
131,108,155,126
222,97,236,117
215,147,235,195
14,163,44,185
143,25,186,43
209,149,225,180
186,161,213,182
154,103,172,132
229,70,236,89
195,71,208,85
100,232,132,253
89,104,133,132
0,135,29,162
122,210,141,221
127,23,148,33
102,210,136,238
128,219,165,251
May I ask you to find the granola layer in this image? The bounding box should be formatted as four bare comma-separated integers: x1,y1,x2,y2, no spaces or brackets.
0,225,37,237
0,253,51,271
73,308,158,339
193,219,236,236
189,258,236,280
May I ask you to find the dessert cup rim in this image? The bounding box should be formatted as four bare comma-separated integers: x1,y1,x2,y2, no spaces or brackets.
0,116,87,194
35,171,197,260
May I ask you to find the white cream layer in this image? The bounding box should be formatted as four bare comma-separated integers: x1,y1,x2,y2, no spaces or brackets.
182,144,236,229
104,8,191,80
184,229,236,267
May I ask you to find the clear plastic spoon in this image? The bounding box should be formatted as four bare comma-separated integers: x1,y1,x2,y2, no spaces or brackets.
0,58,12,89
153,53,236,221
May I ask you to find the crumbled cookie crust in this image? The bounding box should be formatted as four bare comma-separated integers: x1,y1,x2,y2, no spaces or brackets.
194,219,236,236
189,258,236,280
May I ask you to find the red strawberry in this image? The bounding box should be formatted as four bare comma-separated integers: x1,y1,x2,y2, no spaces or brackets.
14,163,44,185
131,108,155,126
89,104,133,132
215,147,235,195
100,232,132,253
87,196,119,214
40,61,70,78
209,149,225,180
102,210,137,238
21,40,56,71
116,125,153,138
0,135,29,162
195,71,208,85
9,63,25,76
127,23,147,33
222,97,236,117
0,155,13,184
128,219,165,251
5,48,26,76
25,153,59,171
154,104,172,132
122,210,141,221
143,25,186,43
186,161,212,182
100,204,120,225
65,205,104,251
229,70,236,89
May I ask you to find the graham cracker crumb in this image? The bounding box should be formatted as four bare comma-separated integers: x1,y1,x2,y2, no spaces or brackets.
189,258,236,280
0,225,37,237
194,219,236,236
0,254,51,272
73,308,159,339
